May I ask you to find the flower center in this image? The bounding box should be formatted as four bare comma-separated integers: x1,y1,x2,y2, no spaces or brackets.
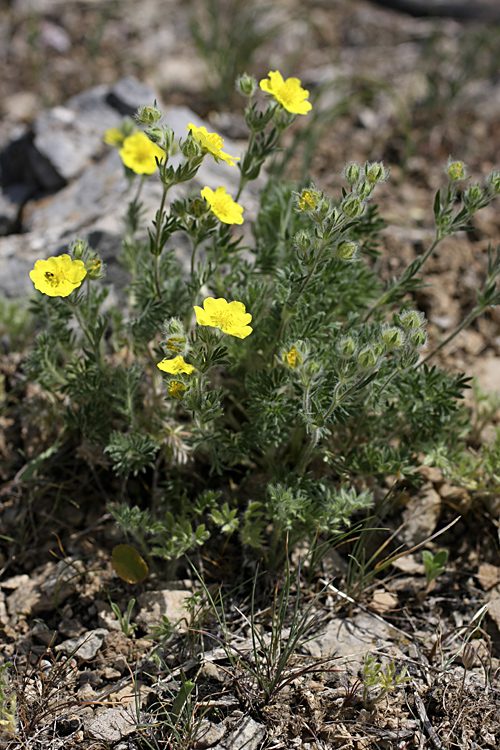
206,132,224,151
212,310,233,329
279,81,296,107
213,194,231,214
44,267,67,287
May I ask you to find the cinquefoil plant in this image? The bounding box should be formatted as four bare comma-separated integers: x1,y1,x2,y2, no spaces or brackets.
24,71,500,572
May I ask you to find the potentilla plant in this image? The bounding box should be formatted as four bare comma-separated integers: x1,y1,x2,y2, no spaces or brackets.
25,70,500,572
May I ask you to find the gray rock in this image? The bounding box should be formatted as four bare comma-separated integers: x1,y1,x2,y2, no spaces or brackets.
0,78,264,300
211,716,265,750
56,627,109,661
85,707,137,742
107,77,159,116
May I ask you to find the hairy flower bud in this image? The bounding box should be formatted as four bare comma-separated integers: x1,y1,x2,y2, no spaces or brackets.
70,238,88,260
85,255,105,280
446,158,467,181
486,168,500,194
357,345,377,369
342,161,361,186
382,326,405,348
398,310,426,330
408,329,428,349
336,241,358,261
294,230,312,253
463,183,483,211
236,73,257,97
341,194,365,218
181,134,203,160
135,103,162,125
364,161,390,184
297,188,322,211
355,178,375,199
146,124,174,153
337,335,356,357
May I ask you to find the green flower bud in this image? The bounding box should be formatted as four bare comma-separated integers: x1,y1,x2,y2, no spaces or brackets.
85,255,106,280
355,178,375,199
317,199,331,221
357,345,377,369
70,238,88,260
147,124,174,154
382,326,405,348
181,134,203,160
162,318,189,355
294,230,312,253
341,194,365,218
446,158,467,181
486,169,500,194
408,329,428,349
336,241,358,260
135,103,162,125
463,183,483,211
364,161,390,184
342,161,361,187
236,73,257,97
297,188,322,211
398,310,426,329
337,335,356,357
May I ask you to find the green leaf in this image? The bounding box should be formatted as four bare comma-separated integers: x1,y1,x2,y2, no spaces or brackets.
112,544,149,583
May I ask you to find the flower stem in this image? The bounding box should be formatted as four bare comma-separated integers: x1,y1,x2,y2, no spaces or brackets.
361,235,441,323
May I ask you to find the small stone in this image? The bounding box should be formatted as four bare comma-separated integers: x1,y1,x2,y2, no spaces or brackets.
56,628,109,662
478,563,500,591
211,716,265,750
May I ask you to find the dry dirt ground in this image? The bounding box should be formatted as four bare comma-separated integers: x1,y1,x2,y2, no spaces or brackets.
2,1,500,748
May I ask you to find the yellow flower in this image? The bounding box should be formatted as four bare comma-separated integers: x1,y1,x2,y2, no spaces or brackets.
187,123,240,166
194,297,252,339
201,186,244,225
286,346,302,368
168,380,187,399
119,132,165,175
157,356,195,375
259,71,312,115
104,127,126,147
29,254,87,297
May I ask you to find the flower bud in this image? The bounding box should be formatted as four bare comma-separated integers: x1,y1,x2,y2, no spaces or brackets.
446,158,467,181
135,103,162,125
398,310,426,330
463,183,483,211
341,194,365,218
70,238,88,260
462,643,476,671
355,178,375,199
236,73,257,98
382,326,405,348
181,134,203,160
297,188,322,211
342,161,361,186
294,230,312,253
408,329,428,349
337,335,356,357
364,161,390,184
148,124,175,154
357,345,377,369
486,168,500,194
336,241,358,261
85,255,106,280
317,199,331,221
